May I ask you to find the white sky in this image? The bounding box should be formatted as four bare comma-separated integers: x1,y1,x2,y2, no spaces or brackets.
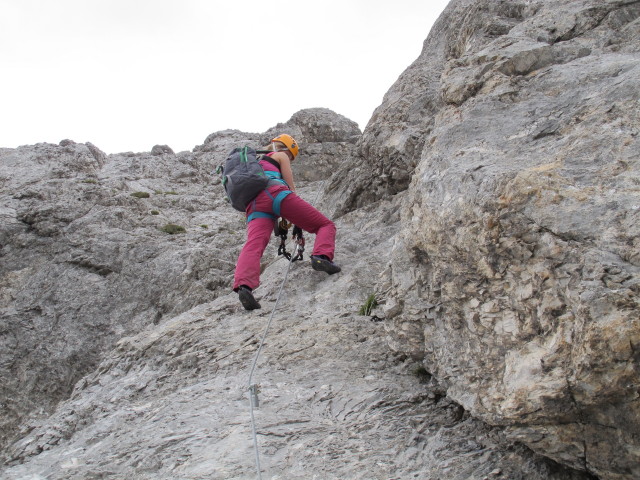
1,0,449,154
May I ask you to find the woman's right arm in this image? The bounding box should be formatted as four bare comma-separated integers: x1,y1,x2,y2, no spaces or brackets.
271,151,296,192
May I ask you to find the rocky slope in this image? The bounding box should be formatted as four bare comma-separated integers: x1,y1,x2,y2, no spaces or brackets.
0,184,590,479
1,123,591,479
0,109,358,458
1,0,639,479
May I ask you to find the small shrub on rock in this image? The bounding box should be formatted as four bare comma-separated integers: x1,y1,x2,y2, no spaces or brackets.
161,224,185,234
359,293,378,316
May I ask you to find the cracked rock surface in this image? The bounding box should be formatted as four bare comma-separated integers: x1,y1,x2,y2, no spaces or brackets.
1,186,589,479
372,1,639,479
2,1,639,479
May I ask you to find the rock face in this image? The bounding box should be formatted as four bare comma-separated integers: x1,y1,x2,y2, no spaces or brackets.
0,110,356,460
1,2,638,479
367,1,639,479
0,141,244,454
1,151,589,479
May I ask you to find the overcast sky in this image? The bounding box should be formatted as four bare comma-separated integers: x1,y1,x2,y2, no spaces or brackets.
1,0,449,154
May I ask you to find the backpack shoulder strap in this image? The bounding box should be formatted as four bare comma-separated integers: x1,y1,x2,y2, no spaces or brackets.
257,153,282,173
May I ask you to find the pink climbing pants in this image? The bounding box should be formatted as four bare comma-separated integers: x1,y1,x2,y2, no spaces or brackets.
233,185,336,291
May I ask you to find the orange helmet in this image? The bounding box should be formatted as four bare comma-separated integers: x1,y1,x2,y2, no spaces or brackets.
271,134,299,159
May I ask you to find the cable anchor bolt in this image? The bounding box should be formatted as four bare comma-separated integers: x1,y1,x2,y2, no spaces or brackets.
249,384,260,408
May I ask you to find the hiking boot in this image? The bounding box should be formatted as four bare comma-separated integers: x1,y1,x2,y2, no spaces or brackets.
310,255,341,275
238,286,261,310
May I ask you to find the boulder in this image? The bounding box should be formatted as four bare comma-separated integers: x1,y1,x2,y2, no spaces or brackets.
151,144,174,156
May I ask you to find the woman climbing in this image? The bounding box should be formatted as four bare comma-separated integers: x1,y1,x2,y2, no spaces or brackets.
233,134,341,310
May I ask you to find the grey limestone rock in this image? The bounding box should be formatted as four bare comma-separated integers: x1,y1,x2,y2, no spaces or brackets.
2,1,638,478
0,140,246,455
0,102,590,479
1,190,590,480
0,110,359,469
151,144,174,156
262,107,362,145
374,1,640,479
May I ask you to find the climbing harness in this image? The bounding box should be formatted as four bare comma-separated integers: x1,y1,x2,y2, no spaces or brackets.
246,169,293,224
246,180,292,224
247,240,301,480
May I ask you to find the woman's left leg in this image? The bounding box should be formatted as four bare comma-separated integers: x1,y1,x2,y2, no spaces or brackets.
233,217,275,291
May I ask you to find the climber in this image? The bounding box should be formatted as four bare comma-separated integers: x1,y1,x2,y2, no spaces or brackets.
233,134,340,311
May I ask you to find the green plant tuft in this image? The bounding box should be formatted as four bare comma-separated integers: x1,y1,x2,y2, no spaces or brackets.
131,191,150,199
150,210,160,215
161,224,186,234
359,293,378,316
200,224,208,229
